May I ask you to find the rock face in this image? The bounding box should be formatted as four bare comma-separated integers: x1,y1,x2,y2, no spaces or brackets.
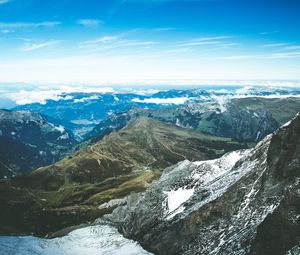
0,117,247,236
0,110,77,178
105,113,300,255
86,97,300,143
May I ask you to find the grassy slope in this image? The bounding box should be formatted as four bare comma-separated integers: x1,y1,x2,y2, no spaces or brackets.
0,117,248,236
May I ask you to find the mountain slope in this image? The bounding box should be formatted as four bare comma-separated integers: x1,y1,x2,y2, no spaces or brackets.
0,110,77,178
105,113,300,255
0,117,247,236
85,97,300,143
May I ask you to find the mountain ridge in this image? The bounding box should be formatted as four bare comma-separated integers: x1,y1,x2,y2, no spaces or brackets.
0,109,77,178
103,113,300,255
0,116,247,236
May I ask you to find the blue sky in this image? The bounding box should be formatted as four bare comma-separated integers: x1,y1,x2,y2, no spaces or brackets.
0,0,299,83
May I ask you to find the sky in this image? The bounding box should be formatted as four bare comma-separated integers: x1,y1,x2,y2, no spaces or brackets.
0,0,300,83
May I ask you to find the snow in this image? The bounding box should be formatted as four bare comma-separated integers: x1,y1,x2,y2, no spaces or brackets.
39,151,47,156
132,97,189,105
55,125,65,134
282,120,292,127
58,133,69,140
164,187,194,218
255,131,261,141
0,225,151,255
193,150,243,170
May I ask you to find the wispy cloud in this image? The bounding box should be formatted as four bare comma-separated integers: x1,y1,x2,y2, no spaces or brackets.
216,51,300,60
77,19,103,27
284,45,300,50
79,36,119,48
20,40,61,52
215,55,255,60
178,41,220,47
176,36,234,48
79,35,158,51
266,51,300,59
259,31,279,35
0,21,61,28
262,43,291,47
190,36,231,42
0,0,11,5
262,43,300,52
0,29,13,33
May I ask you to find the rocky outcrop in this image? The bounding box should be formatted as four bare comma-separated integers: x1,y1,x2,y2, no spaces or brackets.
104,113,300,255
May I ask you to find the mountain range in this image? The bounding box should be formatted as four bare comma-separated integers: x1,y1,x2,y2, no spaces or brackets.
0,110,77,179
0,87,299,254
0,117,247,236
85,97,300,143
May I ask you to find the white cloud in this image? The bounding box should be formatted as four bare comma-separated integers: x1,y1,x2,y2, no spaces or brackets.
74,95,100,103
132,97,189,105
6,86,114,105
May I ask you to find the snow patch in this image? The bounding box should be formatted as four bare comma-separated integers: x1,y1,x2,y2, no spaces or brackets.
0,225,151,255
55,125,65,134
164,187,194,219
57,133,69,140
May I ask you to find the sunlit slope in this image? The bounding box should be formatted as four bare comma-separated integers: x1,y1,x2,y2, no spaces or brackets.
0,117,247,236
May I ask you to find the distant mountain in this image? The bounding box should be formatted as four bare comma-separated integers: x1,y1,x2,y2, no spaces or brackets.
13,87,300,138
14,93,176,138
105,113,300,255
0,110,77,178
85,97,300,143
0,117,247,236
